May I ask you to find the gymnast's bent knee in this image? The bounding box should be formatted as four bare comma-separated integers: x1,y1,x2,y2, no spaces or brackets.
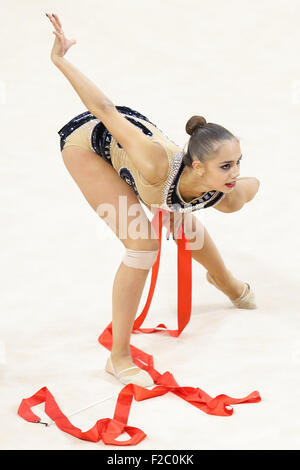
122,248,159,270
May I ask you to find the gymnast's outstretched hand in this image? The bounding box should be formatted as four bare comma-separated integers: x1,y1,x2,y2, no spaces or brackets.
45,13,76,62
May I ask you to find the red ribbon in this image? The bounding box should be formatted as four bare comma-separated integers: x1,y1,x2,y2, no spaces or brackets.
18,209,261,446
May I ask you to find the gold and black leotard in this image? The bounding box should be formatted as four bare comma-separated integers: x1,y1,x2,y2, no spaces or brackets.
58,106,225,213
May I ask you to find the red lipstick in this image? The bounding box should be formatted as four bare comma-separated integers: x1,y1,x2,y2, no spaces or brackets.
225,181,236,188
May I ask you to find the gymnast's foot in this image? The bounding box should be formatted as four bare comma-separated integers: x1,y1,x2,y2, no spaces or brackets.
206,270,247,299
206,270,257,309
105,353,154,387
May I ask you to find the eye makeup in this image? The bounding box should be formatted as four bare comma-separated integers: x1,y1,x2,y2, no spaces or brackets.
220,155,242,170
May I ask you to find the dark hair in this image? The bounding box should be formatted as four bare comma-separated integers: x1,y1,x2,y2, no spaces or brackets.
183,115,238,166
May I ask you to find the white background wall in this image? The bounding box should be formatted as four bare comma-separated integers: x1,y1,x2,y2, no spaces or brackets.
0,0,299,449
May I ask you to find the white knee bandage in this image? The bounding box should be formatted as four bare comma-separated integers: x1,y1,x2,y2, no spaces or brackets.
123,249,159,270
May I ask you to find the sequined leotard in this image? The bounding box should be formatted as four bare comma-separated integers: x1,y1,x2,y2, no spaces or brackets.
58,106,225,213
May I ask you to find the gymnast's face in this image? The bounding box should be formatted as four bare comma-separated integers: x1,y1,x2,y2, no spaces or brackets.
193,139,242,193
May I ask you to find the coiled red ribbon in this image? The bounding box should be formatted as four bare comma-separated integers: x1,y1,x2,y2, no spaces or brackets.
18,209,261,446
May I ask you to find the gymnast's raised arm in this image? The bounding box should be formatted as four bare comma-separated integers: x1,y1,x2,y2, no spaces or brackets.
45,13,169,184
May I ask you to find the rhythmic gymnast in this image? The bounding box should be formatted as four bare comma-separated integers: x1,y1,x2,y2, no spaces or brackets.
46,13,260,388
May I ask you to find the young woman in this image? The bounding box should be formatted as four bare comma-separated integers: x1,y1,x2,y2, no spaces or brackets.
46,13,260,388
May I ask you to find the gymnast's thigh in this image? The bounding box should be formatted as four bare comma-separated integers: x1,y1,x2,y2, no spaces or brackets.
61,145,158,250
62,120,95,152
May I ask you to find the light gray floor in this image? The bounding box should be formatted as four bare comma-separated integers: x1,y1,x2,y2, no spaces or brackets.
1,0,300,449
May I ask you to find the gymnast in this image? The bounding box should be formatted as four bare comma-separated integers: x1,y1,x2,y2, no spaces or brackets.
46,13,260,387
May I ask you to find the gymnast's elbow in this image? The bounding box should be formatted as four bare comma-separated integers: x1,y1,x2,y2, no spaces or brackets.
215,178,260,213
225,198,245,213
246,177,260,203
91,99,115,117
213,195,244,213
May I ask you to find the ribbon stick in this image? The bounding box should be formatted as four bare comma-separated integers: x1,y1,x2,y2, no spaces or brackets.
46,391,121,427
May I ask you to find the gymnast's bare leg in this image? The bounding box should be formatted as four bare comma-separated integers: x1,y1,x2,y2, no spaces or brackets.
62,145,157,383
170,213,247,301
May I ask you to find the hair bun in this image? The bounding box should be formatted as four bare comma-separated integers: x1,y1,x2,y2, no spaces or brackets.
185,115,207,136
